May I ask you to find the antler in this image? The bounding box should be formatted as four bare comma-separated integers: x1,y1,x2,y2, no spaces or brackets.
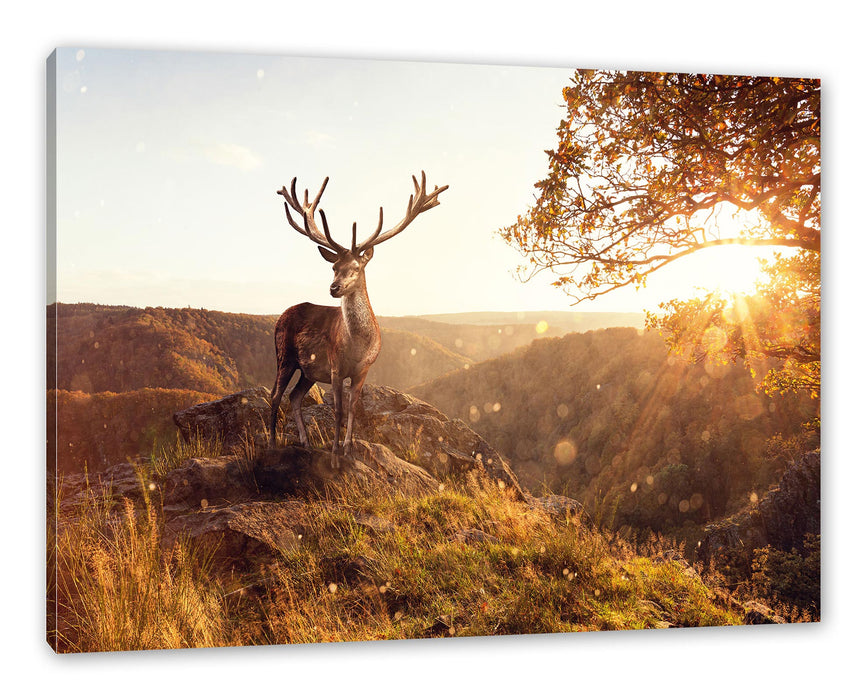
277,177,346,253
356,171,449,253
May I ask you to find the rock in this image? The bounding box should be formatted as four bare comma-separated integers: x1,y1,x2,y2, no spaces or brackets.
186,384,525,501
301,384,526,500
741,600,785,625
173,387,271,449
58,384,533,580
698,451,820,565
252,441,438,499
529,494,585,519
55,462,149,515
161,456,258,511
161,500,308,568
173,386,323,450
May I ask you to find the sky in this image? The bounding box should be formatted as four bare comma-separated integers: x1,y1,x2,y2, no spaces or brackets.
51,47,775,318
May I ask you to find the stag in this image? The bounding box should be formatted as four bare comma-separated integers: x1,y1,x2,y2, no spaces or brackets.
269,171,448,459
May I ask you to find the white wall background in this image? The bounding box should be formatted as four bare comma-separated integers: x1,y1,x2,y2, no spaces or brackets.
7,1,860,697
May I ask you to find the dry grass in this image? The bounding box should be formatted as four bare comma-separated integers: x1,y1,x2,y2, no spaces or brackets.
49,463,745,653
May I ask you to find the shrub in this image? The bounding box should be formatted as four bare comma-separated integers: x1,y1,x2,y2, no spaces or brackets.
750,533,820,616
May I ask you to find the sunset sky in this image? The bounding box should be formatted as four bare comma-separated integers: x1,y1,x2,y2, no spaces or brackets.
52,48,776,317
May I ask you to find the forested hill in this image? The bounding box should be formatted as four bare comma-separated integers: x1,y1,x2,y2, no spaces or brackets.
379,311,644,361
410,326,819,531
48,303,640,393
48,303,473,393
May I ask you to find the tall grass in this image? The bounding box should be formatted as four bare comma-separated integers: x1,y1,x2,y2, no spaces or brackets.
149,430,224,479
50,478,234,652
50,459,744,652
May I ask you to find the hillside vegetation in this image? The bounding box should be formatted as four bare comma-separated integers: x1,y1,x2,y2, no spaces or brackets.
48,304,479,471
411,327,818,537
49,388,219,474
379,310,642,362
49,303,473,394
51,465,744,652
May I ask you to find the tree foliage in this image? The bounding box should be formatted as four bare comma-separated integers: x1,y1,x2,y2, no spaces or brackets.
646,251,820,398
502,70,820,297
501,70,820,397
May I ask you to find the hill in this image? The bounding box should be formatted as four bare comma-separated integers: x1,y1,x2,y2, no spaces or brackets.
410,327,818,535
47,303,476,472
49,303,274,394
379,310,644,362
49,388,220,474
49,303,473,394
412,310,644,331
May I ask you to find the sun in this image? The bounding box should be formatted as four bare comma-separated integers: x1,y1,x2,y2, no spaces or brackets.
677,244,771,296
650,206,790,302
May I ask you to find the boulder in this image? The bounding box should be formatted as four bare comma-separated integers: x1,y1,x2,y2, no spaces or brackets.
279,384,526,500
161,456,258,512
252,442,438,499
741,601,785,625
173,387,271,449
54,462,149,515
173,385,323,450
161,499,308,568
528,494,585,519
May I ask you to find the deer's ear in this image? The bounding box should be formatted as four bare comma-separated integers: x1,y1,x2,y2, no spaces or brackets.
361,247,374,264
318,246,339,263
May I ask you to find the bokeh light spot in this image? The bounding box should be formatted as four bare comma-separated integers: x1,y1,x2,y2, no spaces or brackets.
554,440,577,466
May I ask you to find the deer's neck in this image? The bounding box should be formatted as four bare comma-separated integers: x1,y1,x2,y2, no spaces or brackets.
340,280,379,342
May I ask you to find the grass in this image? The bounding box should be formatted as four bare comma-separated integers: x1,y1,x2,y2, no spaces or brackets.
49,478,234,652
49,451,744,652
149,430,224,479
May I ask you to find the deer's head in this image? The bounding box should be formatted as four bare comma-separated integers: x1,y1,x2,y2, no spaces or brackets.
277,172,448,298
319,243,374,298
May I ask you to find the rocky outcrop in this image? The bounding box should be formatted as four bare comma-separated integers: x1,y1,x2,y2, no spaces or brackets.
698,451,820,565
172,385,323,450
157,445,439,571
251,442,438,498
528,494,585,519
291,384,524,499
175,383,525,500
59,384,525,573
161,499,309,568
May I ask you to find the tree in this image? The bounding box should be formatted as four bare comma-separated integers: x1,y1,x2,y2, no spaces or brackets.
646,251,820,398
501,70,820,397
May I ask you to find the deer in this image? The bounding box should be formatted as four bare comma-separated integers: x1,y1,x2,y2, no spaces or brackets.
268,171,448,461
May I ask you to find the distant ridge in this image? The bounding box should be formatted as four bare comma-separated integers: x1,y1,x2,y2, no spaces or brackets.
406,310,645,332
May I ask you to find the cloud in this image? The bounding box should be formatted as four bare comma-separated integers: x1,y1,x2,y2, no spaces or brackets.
305,130,336,149
202,142,262,171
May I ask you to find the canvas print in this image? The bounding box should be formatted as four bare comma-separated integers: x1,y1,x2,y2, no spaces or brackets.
47,49,820,652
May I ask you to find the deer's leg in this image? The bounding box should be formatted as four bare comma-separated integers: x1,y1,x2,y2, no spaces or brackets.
330,373,344,455
288,373,315,447
342,372,368,456
269,365,296,447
